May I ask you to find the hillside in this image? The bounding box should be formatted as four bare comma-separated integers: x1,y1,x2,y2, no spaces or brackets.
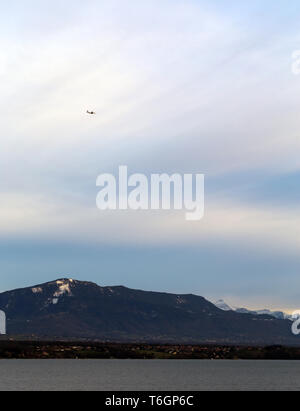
0,279,297,345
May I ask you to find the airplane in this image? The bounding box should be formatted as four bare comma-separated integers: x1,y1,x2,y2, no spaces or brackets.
87,110,96,115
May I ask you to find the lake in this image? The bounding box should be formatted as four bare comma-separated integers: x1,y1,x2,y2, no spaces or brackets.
0,360,299,391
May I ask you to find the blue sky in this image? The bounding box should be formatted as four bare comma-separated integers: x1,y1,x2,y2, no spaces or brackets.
1,0,300,311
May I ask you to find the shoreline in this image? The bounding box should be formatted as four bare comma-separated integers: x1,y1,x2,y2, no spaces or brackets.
1,341,300,360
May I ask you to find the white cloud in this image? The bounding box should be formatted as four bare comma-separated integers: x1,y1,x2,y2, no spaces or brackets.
1,1,300,259
1,190,300,259
1,2,300,178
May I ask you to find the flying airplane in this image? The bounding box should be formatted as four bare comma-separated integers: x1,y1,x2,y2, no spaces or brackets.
87,110,96,115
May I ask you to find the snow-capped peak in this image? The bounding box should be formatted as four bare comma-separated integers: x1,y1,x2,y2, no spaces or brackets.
214,299,292,321
49,279,75,305
214,300,233,311
54,280,73,298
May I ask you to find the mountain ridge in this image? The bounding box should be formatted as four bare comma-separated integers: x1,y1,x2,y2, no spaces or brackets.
214,299,292,321
0,278,298,345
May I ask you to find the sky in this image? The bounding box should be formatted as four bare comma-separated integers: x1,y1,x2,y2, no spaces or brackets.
1,0,300,311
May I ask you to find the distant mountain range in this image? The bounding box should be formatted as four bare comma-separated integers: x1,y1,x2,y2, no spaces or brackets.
214,300,292,321
0,279,298,345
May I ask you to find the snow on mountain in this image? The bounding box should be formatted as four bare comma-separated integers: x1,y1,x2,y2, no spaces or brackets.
214,300,292,321
214,300,233,312
0,278,296,343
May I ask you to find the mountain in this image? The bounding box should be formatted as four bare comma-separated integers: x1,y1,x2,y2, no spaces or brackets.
214,300,292,321
235,308,291,320
214,299,233,312
0,279,298,344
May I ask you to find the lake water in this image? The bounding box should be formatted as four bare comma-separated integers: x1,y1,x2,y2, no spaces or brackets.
0,360,299,391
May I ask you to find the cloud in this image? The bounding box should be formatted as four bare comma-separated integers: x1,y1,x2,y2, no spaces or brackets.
1,0,300,182
1,189,299,260
1,1,300,307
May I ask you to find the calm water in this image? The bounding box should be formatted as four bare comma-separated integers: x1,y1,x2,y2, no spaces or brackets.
0,360,300,391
